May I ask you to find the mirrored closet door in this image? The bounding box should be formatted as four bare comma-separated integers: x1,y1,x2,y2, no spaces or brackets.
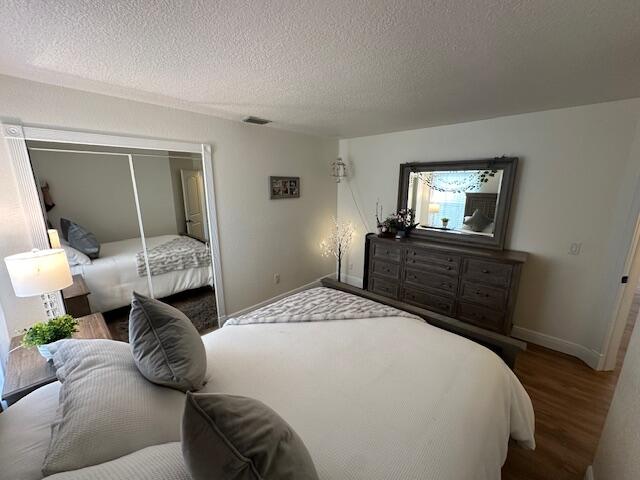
26,141,218,341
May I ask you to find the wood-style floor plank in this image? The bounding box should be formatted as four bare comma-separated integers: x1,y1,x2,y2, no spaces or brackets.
502,293,638,479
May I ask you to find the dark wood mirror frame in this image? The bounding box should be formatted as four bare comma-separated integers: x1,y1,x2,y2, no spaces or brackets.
397,156,518,250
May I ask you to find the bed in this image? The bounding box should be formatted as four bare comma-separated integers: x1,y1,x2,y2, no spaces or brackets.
70,234,213,312
0,285,534,480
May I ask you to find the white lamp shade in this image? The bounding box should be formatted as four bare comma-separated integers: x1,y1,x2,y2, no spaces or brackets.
4,249,72,297
428,203,441,213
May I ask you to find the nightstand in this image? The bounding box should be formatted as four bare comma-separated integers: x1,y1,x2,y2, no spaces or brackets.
62,274,92,317
2,313,111,406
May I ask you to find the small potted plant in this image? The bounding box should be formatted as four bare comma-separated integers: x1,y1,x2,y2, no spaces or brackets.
441,217,449,228
21,315,79,361
383,209,419,239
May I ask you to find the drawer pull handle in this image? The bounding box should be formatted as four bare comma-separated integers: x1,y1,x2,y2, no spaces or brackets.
412,260,416,263
413,251,417,256
446,266,452,270
482,269,490,274
447,257,453,262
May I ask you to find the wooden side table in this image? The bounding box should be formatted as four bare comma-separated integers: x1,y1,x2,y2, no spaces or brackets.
2,313,111,406
62,274,92,317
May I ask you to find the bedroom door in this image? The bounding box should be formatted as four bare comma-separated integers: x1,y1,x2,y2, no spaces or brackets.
180,169,207,241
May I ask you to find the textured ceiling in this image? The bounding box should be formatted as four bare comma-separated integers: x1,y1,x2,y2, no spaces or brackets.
0,0,639,138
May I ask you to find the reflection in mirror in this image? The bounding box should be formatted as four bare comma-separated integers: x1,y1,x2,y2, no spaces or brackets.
407,169,503,237
398,157,517,250
132,152,216,336
26,141,217,342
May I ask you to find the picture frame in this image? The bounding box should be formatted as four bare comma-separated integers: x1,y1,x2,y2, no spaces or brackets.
270,176,300,199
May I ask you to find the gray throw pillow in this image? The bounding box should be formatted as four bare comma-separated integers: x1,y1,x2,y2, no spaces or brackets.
182,393,319,480
66,220,100,259
43,339,185,476
59,218,72,241
463,209,492,232
129,292,207,392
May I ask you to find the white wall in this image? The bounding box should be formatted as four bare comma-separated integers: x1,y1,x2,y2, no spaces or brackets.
592,311,640,479
338,99,640,367
0,74,338,365
30,150,180,243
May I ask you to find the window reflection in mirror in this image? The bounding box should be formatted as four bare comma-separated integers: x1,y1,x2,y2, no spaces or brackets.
407,169,504,237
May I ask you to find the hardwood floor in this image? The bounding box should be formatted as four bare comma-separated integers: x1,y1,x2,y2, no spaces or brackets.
502,293,639,479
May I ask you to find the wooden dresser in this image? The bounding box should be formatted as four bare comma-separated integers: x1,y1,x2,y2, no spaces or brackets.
364,234,527,335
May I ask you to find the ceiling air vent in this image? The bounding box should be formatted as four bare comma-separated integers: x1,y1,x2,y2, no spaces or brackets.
242,116,272,125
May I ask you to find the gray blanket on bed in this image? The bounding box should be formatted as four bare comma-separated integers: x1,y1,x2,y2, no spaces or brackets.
225,287,421,326
136,236,211,277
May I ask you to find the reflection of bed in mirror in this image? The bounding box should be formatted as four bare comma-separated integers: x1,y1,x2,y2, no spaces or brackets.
68,234,213,313
457,192,498,236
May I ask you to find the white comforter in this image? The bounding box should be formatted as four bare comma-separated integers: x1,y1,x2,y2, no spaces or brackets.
71,235,212,312
202,316,535,480
1,315,534,480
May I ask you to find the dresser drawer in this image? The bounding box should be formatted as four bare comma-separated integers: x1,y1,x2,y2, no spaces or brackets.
460,280,507,311
401,288,455,316
462,258,513,287
405,248,460,276
457,302,506,333
371,241,402,263
369,276,399,299
371,259,401,280
404,268,457,296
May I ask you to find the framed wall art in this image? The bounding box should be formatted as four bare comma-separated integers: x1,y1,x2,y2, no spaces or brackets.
270,176,300,199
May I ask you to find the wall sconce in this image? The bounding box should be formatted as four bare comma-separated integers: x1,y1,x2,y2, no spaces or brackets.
331,157,347,183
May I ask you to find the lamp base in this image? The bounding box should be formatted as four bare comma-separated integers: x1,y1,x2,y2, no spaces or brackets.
41,292,62,319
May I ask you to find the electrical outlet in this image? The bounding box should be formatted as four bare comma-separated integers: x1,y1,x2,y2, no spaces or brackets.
274,273,280,284
569,242,582,255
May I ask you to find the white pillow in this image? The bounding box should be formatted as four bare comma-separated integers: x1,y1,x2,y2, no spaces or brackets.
46,443,189,480
61,241,92,267
42,340,185,476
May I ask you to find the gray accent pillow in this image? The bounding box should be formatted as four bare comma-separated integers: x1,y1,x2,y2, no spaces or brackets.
463,209,492,232
182,393,319,480
59,217,72,241
66,220,100,259
129,292,207,392
43,339,185,476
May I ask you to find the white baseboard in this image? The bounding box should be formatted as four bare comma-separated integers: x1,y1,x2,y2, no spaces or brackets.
584,465,594,480
225,274,333,321
342,274,363,288
511,326,603,369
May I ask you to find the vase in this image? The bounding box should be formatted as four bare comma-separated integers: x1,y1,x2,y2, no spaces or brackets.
395,230,406,239
442,220,449,228
37,344,54,361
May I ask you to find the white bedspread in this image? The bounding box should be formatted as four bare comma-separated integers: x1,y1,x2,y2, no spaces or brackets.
203,316,535,480
1,315,534,480
71,235,212,312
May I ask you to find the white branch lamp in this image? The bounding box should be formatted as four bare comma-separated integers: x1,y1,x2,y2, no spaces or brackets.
4,249,72,318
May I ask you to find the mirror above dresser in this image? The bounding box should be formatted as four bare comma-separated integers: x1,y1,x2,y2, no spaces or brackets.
397,156,518,250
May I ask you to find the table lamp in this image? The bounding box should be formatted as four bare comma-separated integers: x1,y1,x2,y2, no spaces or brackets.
428,203,441,226
4,249,72,318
